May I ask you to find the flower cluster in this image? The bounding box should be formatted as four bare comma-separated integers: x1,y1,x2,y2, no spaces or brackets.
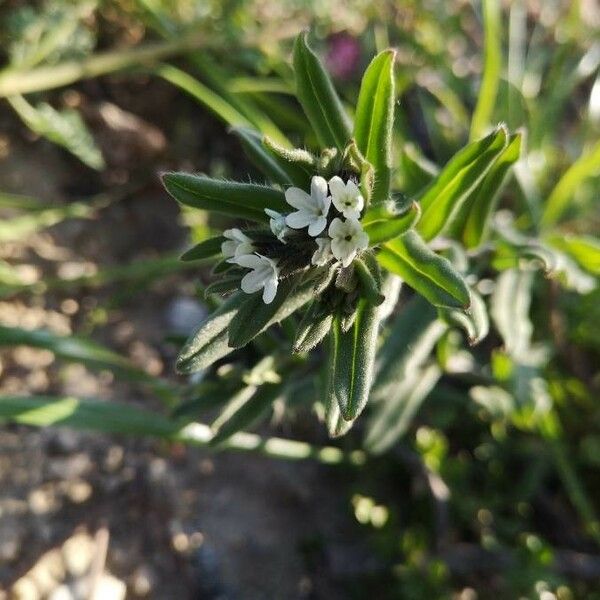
221,175,369,304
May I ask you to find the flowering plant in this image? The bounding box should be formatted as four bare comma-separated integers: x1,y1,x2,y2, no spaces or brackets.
161,32,584,444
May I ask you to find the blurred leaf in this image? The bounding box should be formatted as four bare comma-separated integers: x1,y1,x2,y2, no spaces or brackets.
398,143,439,197
365,364,441,454
210,383,283,446
180,236,225,262
417,125,508,241
542,139,600,227
490,268,533,360
293,32,352,151
470,0,502,140
162,173,287,222
373,296,447,401
378,231,471,309
8,95,104,169
546,234,600,276
354,49,396,203
439,287,489,345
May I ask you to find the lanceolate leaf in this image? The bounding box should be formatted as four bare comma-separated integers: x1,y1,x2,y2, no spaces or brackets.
546,234,600,276
293,302,333,353
177,293,246,374
416,125,508,241
354,50,396,203
328,299,382,421
363,201,420,245
460,133,522,248
293,32,352,151
378,231,471,309
262,136,315,189
162,173,287,222
180,236,224,261
398,143,439,196
228,269,331,349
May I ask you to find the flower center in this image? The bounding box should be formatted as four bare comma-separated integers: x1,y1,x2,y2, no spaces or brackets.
345,235,353,241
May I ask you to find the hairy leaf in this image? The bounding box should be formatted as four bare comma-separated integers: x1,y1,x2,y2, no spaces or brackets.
180,236,225,261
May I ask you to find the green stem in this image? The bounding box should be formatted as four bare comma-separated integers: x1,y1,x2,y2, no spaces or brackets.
0,34,207,97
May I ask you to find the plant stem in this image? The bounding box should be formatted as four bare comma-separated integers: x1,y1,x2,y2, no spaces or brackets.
0,34,207,97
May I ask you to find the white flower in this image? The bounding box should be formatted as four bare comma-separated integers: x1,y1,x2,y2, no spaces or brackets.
328,217,369,268
235,253,279,304
222,228,254,263
285,175,331,237
311,238,333,266
265,209,289,243
329,176,364,219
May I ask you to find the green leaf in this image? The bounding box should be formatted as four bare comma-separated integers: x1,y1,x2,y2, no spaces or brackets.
363,201,421,245
262,135,315,189
416,125,508,241
469,0,502,140
364,364,441,454
372,296,447,401
177,293,246,374
228,269,331,349
180,236,224,261
546,234,600,275
461,133,522,248
210,384,283,446
8,95,104,170
162,173,287,222
378,231,471,309
293,32,352,151
490,268,533,360
293,302,333,353
542,138,600,227
230,127,293,185
0,395,178,437
353,253,384,305
398,143,439,196
354,49,396,203
327,299,382,421
439,287,489,345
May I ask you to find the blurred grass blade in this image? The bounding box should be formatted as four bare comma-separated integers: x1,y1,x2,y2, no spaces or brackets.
0,34,206,97
470,0,502,140
364,364,441,455
293,32,352,151
0,326,170,397
0,395,178,436
417,125,508,241
8,95,104,169
542,139,600,227
210,384,283,446
162,173,287,222
177,293,246,374
490,268,533,360
378,231,471,309
461,133,522,248
180,236,225,262
354,49,396,203
546,234,600,275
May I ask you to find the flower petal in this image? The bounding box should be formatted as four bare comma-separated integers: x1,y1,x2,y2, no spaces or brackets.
311,176,328,202
234,254,263,269
328,175,346,201
308,216,327,237
328,217,346,238
241,268,267,294
285,187,313,211
286,210,313,229
262,277,278,304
